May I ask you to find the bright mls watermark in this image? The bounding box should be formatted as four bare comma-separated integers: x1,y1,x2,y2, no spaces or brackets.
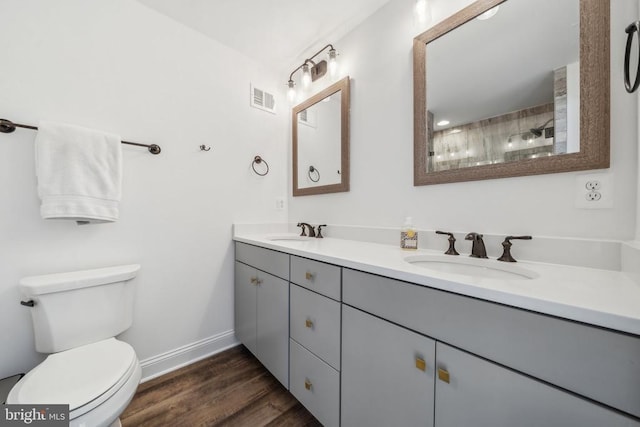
1,405,68,426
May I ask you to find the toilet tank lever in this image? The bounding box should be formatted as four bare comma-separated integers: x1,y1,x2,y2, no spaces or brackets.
20,300,35,307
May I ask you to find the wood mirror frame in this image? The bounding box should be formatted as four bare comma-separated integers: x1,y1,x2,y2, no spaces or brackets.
413,0,610,185
293,76,350,196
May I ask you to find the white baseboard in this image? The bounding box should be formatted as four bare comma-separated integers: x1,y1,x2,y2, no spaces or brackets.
139,330,239,383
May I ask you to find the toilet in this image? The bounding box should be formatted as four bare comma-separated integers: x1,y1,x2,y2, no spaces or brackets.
7,264,142,427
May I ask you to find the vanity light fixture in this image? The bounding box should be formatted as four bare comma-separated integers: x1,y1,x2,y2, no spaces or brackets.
328,48,338,78
436,120,450,126
287,44,339,104
301,63,312,88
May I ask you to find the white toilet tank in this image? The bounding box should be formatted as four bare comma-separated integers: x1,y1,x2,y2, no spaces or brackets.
19,264,140,353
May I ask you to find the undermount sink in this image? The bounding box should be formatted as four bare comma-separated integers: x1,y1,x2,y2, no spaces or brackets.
265,234,312,242
404,254,538,280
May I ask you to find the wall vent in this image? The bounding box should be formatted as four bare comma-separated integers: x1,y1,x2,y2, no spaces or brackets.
298,108,316,128
250,84,276,114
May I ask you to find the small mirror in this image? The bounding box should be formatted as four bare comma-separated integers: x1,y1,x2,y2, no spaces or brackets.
293,76,350,196
413,0,610,185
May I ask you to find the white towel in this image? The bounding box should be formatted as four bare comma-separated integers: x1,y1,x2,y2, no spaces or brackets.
35,121,123,225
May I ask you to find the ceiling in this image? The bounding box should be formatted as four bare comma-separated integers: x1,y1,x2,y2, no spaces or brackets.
136,0,391,73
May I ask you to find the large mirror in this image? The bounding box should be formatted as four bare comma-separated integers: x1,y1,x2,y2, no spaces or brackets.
413,0,609,185
293,76,350,196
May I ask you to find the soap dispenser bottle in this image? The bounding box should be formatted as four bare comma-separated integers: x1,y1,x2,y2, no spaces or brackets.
401,217,418,250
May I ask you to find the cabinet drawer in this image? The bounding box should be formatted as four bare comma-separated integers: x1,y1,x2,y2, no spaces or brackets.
290,256,341,300
290,339,340,427
343,268,640,418
235,242,289,280
290,284,341,369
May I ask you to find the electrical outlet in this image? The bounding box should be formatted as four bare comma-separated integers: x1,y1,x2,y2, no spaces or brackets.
585,191,601,201
585,180,601,191
575,173,613,209
275,197,286,211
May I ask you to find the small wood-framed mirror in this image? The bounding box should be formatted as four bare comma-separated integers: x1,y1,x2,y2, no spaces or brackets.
293,76,350,196
413,0,610,185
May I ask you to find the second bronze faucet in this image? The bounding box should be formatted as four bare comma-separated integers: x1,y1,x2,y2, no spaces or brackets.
297,223,327,238
435,231,532,262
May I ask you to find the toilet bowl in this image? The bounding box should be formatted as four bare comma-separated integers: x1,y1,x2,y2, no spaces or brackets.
7,338,141,427
9,265,141,427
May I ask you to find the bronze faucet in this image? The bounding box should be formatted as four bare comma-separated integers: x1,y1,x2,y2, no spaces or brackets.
465,232,488,258
316,225,327,238
297,223,316,237
435,231,459,255
497,236,532,262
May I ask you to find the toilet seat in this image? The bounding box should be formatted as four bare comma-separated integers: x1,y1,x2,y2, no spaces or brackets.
7,338,138,420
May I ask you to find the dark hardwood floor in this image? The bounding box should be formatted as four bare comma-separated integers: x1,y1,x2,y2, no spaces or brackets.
121,345,321,427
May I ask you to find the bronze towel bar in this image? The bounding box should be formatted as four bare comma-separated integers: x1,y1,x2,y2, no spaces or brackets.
0,118,161,155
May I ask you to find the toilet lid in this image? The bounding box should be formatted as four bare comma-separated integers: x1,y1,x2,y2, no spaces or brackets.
9,338,136,411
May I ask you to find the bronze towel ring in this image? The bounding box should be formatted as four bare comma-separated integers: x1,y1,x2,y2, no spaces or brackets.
252,156,269,176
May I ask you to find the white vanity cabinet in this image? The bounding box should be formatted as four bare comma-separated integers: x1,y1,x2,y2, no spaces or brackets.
234,242,289,388
342,268,640,426
289,256,342,427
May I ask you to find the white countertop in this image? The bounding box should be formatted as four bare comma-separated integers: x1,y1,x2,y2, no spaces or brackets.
234,233,640,336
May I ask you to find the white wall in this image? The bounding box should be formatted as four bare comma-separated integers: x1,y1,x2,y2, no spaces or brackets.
297,97,342,187
289,0,639,241
0,0,287,378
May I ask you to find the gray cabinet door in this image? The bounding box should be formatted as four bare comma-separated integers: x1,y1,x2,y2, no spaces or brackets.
234,261,257,355
435,343,639,427
342,305,436,427
256,270,289,388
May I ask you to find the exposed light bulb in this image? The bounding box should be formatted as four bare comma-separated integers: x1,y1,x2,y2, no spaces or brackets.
436,120,450,126
302,63,311,88
415,0,430,25
287,80,296,104
328,48,338,78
